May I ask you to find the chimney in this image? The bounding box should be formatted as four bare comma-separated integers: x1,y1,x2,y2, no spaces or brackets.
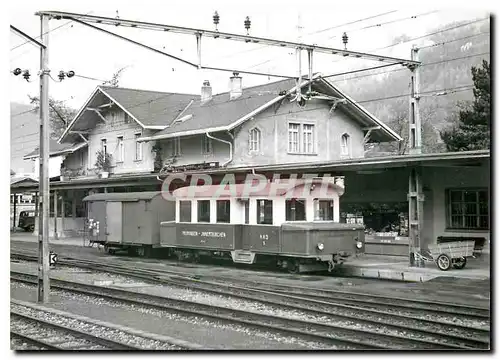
201,80,212,103
229,72,242,100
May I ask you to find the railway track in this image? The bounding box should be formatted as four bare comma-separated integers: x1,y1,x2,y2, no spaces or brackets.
11,271,489,350
10,300,192,351
11,307,140,350
14,252,489,318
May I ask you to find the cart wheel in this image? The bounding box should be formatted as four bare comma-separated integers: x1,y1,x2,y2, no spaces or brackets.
436,254,452,271
452,257,467,269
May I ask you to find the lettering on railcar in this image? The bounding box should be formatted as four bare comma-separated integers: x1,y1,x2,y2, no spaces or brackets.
181,230,226,238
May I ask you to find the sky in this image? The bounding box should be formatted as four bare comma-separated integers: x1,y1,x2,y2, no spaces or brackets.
7,1,491,110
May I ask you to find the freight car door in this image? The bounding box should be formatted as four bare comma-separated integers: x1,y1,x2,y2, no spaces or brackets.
106,201,123,244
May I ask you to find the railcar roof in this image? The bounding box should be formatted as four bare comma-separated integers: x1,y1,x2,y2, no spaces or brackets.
82,191,162,202
172,179,343,199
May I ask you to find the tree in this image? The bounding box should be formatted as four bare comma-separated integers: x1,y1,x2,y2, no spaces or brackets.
28,96,77,139
440,60,491,151
27,68,128,139
102,66,128,87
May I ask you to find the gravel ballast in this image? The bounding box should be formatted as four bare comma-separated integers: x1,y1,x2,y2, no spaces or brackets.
11,282,335,350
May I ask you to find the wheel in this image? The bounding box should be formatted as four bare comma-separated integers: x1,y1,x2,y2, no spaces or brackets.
436,254,452,271
27,225,35,232
452,257,467,269
287,259,300,274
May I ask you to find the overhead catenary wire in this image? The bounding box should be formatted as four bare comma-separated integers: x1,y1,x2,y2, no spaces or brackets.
10,11,94,51
325,10,441,40
330,51,491,83
244,11,474,76
203,10,403,62
419,31,490,49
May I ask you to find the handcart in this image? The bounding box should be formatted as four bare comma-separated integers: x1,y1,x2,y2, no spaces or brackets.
415,240,477,271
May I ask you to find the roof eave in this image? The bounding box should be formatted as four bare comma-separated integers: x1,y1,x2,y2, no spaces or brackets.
318,78,402,142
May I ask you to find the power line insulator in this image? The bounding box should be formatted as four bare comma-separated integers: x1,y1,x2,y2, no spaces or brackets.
13,68,22,76
244,16,251,35
22,70,30,81
58,70,66,81
66,70,75,78
213,11,220,31
342,32,348,50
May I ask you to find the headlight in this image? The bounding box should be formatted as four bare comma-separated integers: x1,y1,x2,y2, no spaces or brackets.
317,243,325,251
356,241,363,249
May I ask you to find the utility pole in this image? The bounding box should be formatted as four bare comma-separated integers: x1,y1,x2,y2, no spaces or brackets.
407,44,424,267
408,45,421,155
38,13,50,303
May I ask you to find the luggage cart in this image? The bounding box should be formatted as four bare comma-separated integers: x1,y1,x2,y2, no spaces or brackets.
414,240,476,271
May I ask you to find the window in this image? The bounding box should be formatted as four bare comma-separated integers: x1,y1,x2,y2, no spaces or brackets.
134,133,143,161
201,136,213,155
256,199,273,225
303,124,315,154
286,199,306,221
171,137,181,157
79,149,85,166
117,136,124,162
288,123,300,153
341,134,350,156
101,139,107,154
447,189,489,230
198,200,210,223
179,201,192,222
249,128,261,152
315,200,334,221
243,200,249,224
288,123,315,154
216,200,231,223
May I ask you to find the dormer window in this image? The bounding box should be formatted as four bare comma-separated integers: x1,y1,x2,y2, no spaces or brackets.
341,133,350,156
249,127,261,152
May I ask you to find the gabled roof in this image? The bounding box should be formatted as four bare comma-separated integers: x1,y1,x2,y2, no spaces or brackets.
139,74,402,143
140,78,297,141
59,85,197,143
11,175,38,186
100,86,198,127
23,139,87,160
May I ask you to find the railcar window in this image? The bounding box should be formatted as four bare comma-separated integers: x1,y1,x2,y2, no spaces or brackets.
257,199,273,225
198,200,210,222
244,200,249,224
315,200,334,220
216,200,231,223
179,201,192,222
286,199,306,221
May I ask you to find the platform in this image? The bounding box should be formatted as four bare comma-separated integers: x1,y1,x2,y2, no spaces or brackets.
10,232,87,247
337,254,490,282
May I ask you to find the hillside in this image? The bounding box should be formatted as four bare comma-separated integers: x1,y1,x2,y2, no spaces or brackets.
330,17,491,154
11,102,39,174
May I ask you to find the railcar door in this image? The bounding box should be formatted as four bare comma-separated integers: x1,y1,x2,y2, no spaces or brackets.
106,201,123,244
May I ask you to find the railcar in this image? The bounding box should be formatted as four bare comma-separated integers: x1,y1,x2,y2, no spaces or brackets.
160,177,365,273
